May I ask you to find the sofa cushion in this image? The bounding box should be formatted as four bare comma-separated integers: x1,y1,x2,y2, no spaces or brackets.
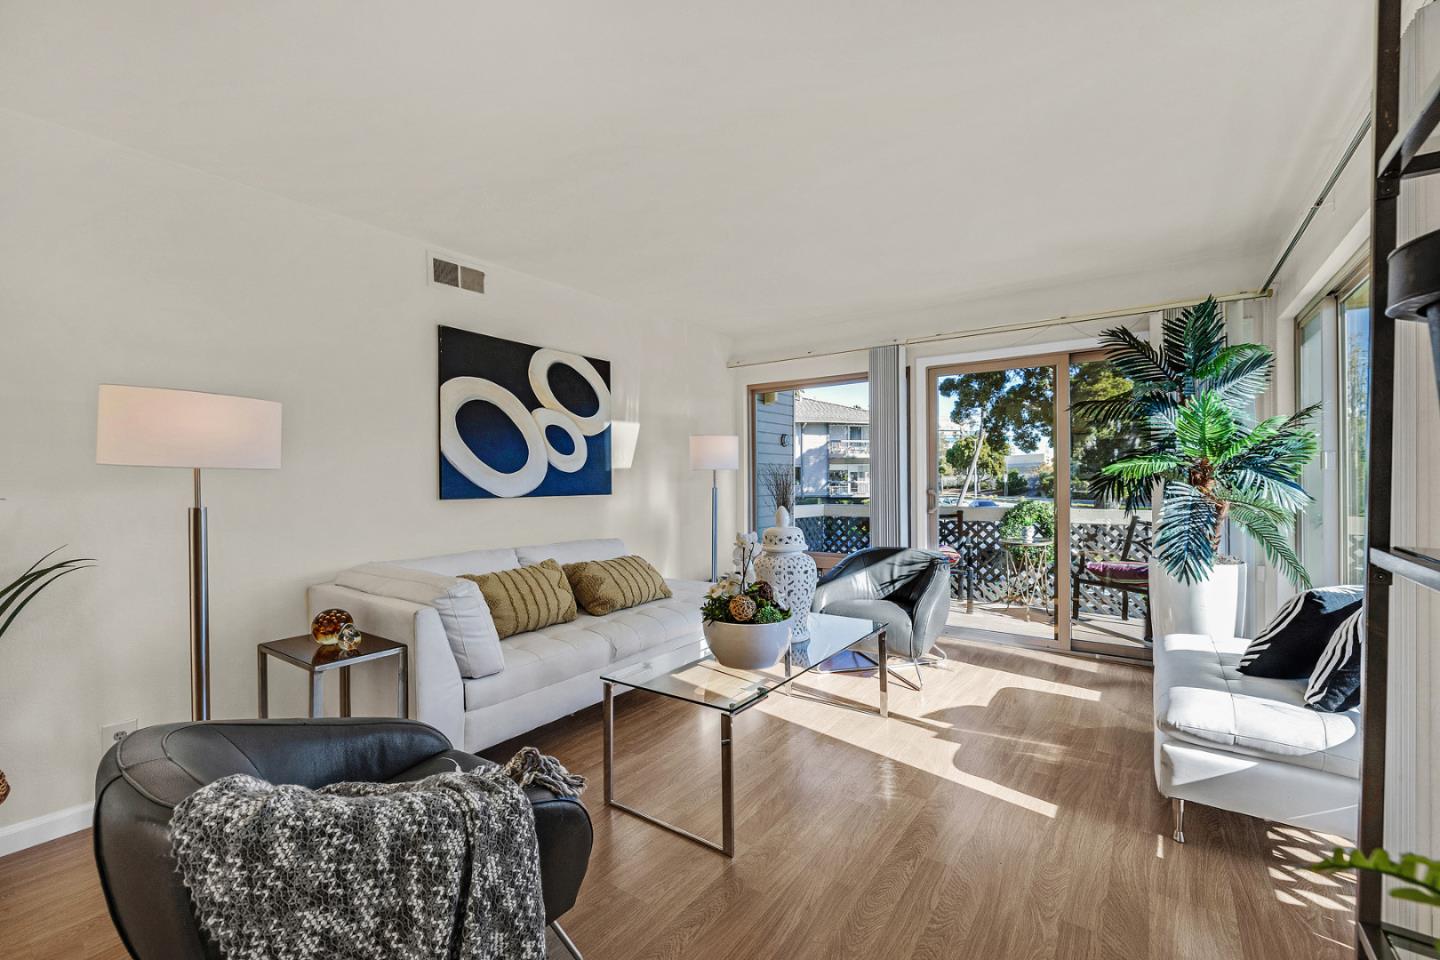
399,547,520,577
462,579,707,710
334,562,503,679
463,559,577,640
563,555,672,616
516,538,627,567
1240,585,1363,679
1305,608,1365,713
1154,631,1361,779
1084,559,1148,585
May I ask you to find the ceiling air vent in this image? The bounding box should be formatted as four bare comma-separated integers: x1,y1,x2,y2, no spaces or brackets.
430,254,485,294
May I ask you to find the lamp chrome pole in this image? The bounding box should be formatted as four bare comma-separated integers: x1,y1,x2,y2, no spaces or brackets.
188,467,211,721
710,469,719,582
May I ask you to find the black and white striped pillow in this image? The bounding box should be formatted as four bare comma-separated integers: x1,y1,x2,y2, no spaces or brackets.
1239,585,1363,679
1305,608,1364,712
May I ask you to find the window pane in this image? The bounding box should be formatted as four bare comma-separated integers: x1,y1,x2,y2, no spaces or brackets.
752,380,870,553
1297,309,1326,582
1339,280,1371,585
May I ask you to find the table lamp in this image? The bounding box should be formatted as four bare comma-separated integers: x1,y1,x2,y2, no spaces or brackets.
96,385,282,720
689,435,739,582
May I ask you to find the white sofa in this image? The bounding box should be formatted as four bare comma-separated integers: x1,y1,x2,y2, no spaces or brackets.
309,538,709,752
1153,630,1360,842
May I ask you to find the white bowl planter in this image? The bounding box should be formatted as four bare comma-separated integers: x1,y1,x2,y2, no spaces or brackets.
1152,559,1246,643
703,618,792,669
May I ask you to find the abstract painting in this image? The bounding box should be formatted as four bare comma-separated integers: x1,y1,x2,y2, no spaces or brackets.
438,326,612,499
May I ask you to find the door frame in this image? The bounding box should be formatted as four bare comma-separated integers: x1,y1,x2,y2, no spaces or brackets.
926,352,1072,652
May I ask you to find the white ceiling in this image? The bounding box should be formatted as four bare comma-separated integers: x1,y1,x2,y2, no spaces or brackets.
0,2,1372,335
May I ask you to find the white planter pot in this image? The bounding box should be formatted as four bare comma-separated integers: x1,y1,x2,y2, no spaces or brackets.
1151,560,1246,643
703,618,792,669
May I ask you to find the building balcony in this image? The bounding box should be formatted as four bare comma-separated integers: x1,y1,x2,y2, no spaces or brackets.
826,481,870,497
826,439,869,461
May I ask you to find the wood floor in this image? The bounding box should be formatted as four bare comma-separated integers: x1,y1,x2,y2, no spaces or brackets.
1,637,1355,959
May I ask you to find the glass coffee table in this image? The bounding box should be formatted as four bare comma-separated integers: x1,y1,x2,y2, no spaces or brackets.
601,612,888,858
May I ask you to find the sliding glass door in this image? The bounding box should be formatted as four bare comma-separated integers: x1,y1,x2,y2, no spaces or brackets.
1068,353,1152,658
1295,267,1371,589
926,341,1152,659
927,356,1065,648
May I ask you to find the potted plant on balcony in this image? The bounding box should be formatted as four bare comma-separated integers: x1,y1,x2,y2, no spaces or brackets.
701,533,793,668
1072,297,1317,641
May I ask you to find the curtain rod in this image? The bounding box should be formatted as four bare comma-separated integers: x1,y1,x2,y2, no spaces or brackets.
1259,113,1371,294
726,288,1271,369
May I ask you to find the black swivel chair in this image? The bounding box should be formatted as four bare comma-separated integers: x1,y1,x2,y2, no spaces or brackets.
93,718,592,959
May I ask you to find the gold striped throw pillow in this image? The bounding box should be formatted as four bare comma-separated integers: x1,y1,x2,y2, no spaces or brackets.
462,559,577,640
562,555,672,617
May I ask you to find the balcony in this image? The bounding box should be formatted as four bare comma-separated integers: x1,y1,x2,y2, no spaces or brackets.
826,439,869,461
826,480,870,497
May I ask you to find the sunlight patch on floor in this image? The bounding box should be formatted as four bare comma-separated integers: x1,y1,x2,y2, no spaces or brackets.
757,677,1060,818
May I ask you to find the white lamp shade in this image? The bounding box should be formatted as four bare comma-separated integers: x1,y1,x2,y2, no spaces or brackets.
611,420,640,470
96,385,282,469
689,434,739,471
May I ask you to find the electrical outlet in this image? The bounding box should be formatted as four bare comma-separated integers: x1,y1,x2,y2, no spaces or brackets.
100,719,137,753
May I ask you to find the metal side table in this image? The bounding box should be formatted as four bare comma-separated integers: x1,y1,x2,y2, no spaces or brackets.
257,633,409,719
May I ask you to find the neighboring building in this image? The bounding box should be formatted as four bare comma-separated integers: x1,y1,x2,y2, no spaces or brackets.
794,392,869,499
1004,451,1048,477
1004,451,1051,496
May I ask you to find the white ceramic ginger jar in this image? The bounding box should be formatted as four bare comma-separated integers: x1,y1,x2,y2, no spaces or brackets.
754,507,818,644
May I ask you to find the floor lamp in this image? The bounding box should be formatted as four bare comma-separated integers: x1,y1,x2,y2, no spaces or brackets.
689,435,738,582
96,385,282,720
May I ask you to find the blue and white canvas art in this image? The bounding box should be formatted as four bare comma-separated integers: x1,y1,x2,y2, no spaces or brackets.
438,326,612,499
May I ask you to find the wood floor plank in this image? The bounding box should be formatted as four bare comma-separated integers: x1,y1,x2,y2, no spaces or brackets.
0,638,1354,959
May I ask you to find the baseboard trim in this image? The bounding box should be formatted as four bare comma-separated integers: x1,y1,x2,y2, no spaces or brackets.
0,801,92,859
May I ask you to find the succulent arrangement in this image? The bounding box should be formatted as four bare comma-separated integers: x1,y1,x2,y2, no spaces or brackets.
701,533,792,625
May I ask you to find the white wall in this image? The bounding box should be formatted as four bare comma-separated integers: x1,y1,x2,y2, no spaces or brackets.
0,108,734,837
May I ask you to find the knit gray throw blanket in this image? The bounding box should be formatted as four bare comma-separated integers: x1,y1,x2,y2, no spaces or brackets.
170,748,584,960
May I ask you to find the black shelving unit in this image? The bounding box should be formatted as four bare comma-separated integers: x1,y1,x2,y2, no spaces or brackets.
1359,2,1440,957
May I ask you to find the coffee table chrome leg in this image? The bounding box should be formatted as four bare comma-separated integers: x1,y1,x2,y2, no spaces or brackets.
605,685,736,858
721,713,735,857
551,921,584,959
602,681,614,806
878,629,889,719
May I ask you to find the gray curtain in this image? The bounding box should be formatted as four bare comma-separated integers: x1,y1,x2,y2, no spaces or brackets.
868,345,907,547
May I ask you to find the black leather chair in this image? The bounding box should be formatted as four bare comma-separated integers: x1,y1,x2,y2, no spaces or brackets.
810,547,951,682
93,718,592,959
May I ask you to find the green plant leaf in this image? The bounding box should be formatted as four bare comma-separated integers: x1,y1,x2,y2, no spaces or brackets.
1095,327,1178,388
1172,393,1236,459
1100,453,1182,482
1154,482,1219,583
0,558,95,625
0,564,93,640
1229,502,1311,589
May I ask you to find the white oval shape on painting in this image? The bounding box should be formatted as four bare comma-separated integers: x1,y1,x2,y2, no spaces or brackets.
534,408,588,473
439,376,547,497
528,348,611,436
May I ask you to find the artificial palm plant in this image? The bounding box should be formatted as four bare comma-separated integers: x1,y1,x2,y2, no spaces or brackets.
1072,296,1318,588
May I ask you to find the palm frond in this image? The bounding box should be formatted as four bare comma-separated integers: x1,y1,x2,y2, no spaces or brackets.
1100,453,1182,482
1229,502,1312,589
1088,471,1154,514
1199,345,1273,403
1070,395,1148,426
1173,393,1236,459
1154,482,1219,583
1161,297,1226,392
1096,327,1178,389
